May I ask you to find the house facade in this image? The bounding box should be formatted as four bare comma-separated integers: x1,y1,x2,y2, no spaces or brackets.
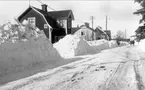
73,23,110,41
18,4,74,43
74,23,96,41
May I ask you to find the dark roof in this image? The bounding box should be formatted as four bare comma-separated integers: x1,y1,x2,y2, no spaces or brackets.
95,27,104,33
18,6,74,29
71,27,80,34
18,7,32,21
48,10,74,20
32,6,60,29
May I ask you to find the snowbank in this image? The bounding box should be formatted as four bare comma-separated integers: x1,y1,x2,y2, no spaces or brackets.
87,39,108,46
0,22,66,84
0,36,66,85
0,37,62,79
87,39,109,50
137,39,145,52
53,35,96,58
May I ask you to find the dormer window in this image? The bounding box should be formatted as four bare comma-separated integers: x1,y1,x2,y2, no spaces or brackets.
28,17,36,26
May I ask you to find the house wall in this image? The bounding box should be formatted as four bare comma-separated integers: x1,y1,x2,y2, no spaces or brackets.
57,19,67,34
56,15,72,35
67,15,72,34
94,30,103,40
74,26,93,41
19,9,50,39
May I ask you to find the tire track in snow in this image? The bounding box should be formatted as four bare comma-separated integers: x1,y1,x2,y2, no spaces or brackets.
100,47,138,90
134,60,145,90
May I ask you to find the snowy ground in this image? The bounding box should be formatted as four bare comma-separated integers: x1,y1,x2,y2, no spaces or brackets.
0,43,144,90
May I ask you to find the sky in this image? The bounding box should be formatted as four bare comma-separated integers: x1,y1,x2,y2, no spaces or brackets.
0,0,142,38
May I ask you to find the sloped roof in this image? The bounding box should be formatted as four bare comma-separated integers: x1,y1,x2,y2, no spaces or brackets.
95,27,104,33
76,25,96,33
48,10,74,20
18,6,74,29
71,27,80,34
31,6,60,29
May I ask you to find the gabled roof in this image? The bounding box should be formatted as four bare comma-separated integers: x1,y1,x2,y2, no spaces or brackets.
48,10,75,20
71,27,80,34
95,27,105,33
79,25,95,32
18,6,60,29
32,6,60,29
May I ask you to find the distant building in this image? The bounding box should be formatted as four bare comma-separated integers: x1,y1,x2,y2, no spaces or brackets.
104,30,111,40
17,4,74,43
71,25,80,34
73,23,108,41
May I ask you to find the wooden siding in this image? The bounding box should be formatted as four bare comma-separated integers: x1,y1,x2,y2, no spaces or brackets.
19,9,49,38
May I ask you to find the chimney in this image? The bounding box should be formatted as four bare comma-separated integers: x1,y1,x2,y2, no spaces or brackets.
41,4,47,12
84,22,89,27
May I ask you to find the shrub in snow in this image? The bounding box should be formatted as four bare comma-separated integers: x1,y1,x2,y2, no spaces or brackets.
53,35,96,58
0,22,45,44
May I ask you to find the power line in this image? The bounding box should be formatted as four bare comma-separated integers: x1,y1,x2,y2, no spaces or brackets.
36,0,56,11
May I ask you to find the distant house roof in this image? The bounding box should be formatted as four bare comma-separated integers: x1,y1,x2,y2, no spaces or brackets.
71,27,80,34
79,25,95,32
95,27,104,33
48,10,75,20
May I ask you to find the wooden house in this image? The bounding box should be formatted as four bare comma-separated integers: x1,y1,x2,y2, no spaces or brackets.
18,4,74,43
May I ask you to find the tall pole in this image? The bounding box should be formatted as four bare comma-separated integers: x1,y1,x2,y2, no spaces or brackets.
29,0,30,7
91,16,94,29
106,15,108,31
125,29,127,39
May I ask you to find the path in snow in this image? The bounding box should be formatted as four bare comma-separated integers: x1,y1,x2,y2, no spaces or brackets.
1,45,145,90
102,46,145,90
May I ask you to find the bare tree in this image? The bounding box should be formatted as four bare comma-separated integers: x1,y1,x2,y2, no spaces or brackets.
115,30,125,40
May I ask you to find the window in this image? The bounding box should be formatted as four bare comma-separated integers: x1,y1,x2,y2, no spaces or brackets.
28,17,36,26
44,24,49,29
81,32,84,35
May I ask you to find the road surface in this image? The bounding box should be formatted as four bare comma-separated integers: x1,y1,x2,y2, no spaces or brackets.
1,45,145,90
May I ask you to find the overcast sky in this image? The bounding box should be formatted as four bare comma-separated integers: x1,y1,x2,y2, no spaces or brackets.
0,0,142,37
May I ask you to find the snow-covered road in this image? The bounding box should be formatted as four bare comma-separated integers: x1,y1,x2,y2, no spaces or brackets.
1,45,145,90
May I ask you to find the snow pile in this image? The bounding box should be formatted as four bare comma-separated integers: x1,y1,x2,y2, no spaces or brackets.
0,36,63,84
108,40,118,48
87,39,110,50
87,39,108,46
53,35,96,58
137,39,145,52
0,21,66,84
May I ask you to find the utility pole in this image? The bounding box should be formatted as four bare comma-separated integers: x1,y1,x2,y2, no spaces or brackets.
106,15,108,31
29,0,30,7
91,16,94,29
125,29,127,39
